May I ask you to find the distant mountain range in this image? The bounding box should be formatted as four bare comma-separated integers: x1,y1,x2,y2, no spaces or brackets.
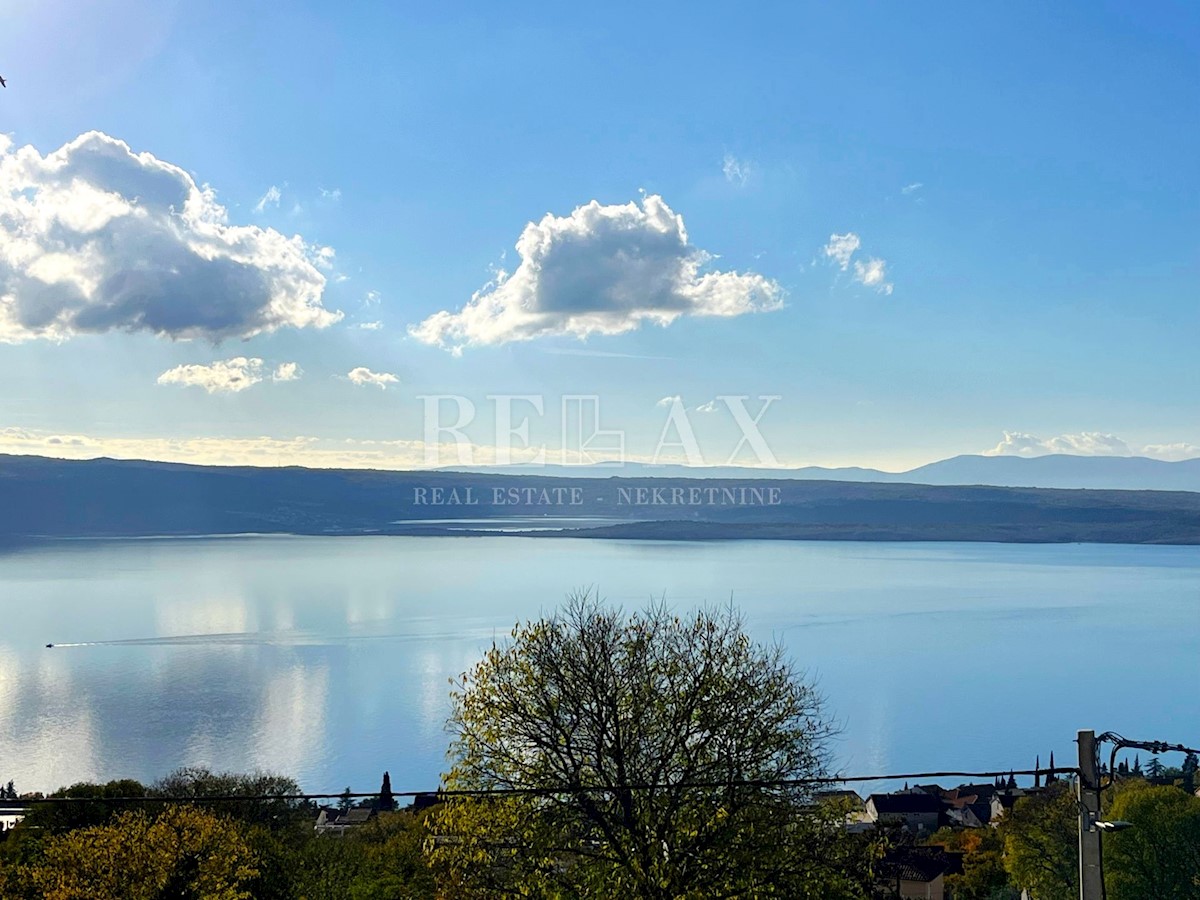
4,453,1200,545
450,454,1200,492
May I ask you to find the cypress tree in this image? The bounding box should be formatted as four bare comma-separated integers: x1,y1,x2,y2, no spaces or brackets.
1182,752,1197,794
379,770,396,810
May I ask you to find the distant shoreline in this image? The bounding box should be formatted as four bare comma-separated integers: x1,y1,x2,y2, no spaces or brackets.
5,454,1200,547
6,521,1200,548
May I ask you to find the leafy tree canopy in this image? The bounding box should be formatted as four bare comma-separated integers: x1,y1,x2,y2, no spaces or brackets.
151,767,306,829
1105,779,1200,900
428,593,869,899
1000,782,1078,900
1,805,258,900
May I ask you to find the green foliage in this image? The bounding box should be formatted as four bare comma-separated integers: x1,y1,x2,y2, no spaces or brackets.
0,769,437,900
1104,779,1200,900
1,805,258,900
429,593,866,898
1000,783,1079,900
294,811,436,900
1183,753,1198,794
926,827,1016,900
150,767,308,829
15,778,147,836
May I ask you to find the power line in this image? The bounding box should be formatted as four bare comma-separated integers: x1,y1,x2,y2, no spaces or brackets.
19,766,1077,806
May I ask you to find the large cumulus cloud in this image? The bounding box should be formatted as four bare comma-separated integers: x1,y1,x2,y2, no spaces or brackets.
0,131,342,342
410,195,782,351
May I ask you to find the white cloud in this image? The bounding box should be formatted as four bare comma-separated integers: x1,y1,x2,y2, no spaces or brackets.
901,182,923,196
319,187,342,202
853,257,894,295
696,400,719,413
157,357,265,394
1143,442,1200,462
0,426,771,470
656,395,682,407
357,321,383,331
272,362,301,383
347,367,398,389
409,195,783,351
823,232,893,294
253,184,281,213
0,427,427,469
364,290,381,306
722,154,751,186
983,431,1200,461
312,246,336,270
823,232,861,270
0,132,342,343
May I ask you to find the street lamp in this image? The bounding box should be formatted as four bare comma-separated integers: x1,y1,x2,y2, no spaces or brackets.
1091,818,1132,833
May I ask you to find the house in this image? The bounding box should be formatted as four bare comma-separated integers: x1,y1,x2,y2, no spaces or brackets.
989,786,1045,823
875,846,963,900
315,806,376,834
865,792,943,833
918,785,995,828
0,804,27,833
945,802,990,828
941,784,996,806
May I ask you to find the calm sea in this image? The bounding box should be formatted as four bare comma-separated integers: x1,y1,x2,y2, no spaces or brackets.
1,536,1197,794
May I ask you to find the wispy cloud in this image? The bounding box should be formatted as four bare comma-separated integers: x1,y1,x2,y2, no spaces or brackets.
541,347,673,360
722,153,752,186
254,184,282,213
823,231,893,294
901,182,924,196
823,233,861,270
852,257,893,295
696,400,718,413
356,321,384,331
656,395,682,407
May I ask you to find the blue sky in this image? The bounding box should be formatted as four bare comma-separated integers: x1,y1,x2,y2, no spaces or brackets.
0,0,1197,470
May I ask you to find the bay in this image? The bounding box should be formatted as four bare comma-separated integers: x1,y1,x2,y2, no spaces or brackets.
1,536,1197,794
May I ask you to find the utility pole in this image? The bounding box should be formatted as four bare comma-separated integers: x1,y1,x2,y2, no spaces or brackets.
1077,729,1103,900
